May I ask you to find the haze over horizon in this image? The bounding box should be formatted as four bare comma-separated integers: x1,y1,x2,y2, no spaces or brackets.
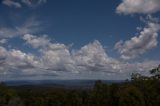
0,0,160,81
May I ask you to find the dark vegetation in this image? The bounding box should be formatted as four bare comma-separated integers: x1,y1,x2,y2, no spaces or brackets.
0,65,160,106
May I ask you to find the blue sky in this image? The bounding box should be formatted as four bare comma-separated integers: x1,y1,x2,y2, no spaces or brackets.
0,0,160,80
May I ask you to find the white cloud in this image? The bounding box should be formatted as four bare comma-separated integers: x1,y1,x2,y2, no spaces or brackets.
22,34,77,73
2,0,22,8
0,34,159,79
6,49,36,68
116,0,160,14
73,40,116,72
41,43,76,73
115,19,160,60
0,47,49,77
116,0,160,60
23,34,50,48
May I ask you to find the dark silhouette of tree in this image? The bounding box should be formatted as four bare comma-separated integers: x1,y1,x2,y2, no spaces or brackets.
150,64,160,79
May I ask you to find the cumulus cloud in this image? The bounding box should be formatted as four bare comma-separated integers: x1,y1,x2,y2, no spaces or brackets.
2,0,22,8
114,17,160,60
73,40,117,73
2,0,47,8
0,34,159,79
116,0,160,14
23,34,50,48
0,47,35,74
116,0,160,60
28,35,159,75
41,43,76,73
22,34,77,73
0,46,57,79
6,49,36,69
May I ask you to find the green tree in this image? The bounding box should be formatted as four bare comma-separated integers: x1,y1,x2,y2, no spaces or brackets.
118,85,145,106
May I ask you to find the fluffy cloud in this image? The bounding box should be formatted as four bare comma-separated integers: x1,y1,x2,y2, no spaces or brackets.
116,1,160,60
73,40,117,73
41,43,76,73
0,34,159,79
116,0,160,14
23,34,50,48
22,34,77,73
6,49,37,69
0,46,57,79
2,0,21,8
28,35,159,75
2,0,47,8
115,18,160,60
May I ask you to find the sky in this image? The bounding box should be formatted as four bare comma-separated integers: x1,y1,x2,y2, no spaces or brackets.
0,0,160,81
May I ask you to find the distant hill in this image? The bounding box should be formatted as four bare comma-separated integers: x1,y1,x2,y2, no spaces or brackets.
3,80,125,88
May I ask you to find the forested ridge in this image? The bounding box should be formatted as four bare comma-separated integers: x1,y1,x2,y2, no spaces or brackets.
0,65,160,106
